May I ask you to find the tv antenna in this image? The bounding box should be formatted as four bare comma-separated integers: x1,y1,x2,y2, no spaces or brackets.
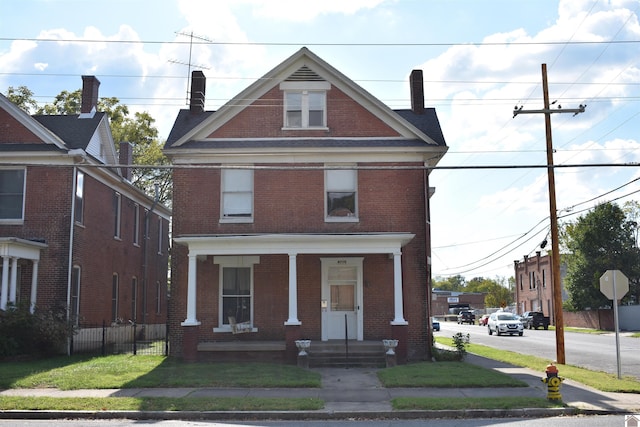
169,31,212,105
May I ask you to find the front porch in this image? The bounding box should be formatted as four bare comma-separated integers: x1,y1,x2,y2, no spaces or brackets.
194,339,392,367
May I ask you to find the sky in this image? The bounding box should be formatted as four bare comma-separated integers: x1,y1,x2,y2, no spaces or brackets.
2,0,640,282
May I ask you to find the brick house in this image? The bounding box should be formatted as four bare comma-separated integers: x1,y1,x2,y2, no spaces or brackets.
164,48,448,363
514,251,567,324
0,76,170,333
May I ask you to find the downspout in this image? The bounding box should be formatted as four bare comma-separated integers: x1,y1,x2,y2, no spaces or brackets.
423,165,433,360
142,184,160,332
66,165,78,355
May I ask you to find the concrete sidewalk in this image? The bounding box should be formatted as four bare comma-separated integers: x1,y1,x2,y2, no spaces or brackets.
1,354,638,421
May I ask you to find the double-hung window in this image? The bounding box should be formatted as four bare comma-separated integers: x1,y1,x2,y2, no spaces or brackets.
221,168,253,222
74,171,84,224
70,266,81,324
0,168,26,222
214,256,259,332
325,166,358,221
280,81,330,129
113,192,122,238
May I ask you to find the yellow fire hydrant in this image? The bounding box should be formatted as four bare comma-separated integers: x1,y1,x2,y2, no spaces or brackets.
541,361,564,401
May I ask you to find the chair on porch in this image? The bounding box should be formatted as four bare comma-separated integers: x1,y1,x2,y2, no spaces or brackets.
228,316,252,334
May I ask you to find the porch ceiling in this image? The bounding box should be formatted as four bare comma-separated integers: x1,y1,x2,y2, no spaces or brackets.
173,233,415,257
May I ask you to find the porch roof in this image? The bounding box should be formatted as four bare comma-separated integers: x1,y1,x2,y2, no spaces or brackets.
173,233,415,257
0,237,48,260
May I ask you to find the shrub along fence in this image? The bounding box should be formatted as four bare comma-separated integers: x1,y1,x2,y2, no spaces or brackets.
70,321,168,356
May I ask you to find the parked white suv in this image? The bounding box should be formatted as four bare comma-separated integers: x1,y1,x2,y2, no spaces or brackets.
487,311,524,336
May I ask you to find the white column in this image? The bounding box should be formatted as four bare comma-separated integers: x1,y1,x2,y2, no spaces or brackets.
285,253,301,325
181,254,201,326
9,257,18,304
391,251,408,325
1,256,9,310
30,260,39,314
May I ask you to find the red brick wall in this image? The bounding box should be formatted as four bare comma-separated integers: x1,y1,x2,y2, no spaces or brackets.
74,170,169,325
0,109,42,143
0,165,168,327
0,166,73,311
208,86,401,139
169,164,430,360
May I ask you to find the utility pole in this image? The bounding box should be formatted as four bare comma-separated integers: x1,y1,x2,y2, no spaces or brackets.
513,63,586,365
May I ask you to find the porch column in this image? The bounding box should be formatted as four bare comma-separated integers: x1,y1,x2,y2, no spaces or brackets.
181,254,201,326
391,251,408,325
30,260,39,313
285,253,301,325
1,256,8,310
9,257,18,304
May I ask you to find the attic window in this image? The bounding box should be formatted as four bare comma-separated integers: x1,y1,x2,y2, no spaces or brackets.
280,81,330,130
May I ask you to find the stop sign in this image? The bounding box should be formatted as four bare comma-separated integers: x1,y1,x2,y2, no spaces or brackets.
599,270,629,300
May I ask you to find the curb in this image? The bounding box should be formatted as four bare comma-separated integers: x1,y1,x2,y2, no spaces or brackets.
3,407,633,421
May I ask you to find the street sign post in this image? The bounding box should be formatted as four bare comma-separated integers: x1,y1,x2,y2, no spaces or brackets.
599,269,629,379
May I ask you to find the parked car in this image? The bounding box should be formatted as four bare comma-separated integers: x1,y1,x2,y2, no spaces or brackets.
457,310,476,325
521,311,550,330
432,317,440,331
478,314,490,326
487,311,524,336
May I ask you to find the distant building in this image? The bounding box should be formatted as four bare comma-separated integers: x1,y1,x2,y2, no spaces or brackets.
513,252,567,323
431,289,486,316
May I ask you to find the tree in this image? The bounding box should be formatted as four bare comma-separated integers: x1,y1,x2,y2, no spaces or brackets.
432,275,466,292
563,202,640,310
432,275,513,308
4,87,171,205
5,86,38,114
467,277,513,308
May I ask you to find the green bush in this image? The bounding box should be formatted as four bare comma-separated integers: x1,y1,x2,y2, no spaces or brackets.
0,303,74,358
452,332,470,360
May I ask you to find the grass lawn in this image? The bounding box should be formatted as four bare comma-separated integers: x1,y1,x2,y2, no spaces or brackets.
392,396,562,410
435,336,640,393
0,396,324,411
378,361,527,388
0,355,321,390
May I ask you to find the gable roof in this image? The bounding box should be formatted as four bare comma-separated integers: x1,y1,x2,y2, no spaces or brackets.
0,102,119,167
0,93,67,149
165,47,447,150
34,113,106,150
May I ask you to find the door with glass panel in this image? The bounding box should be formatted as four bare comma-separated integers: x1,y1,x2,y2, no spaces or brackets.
321,258,363,341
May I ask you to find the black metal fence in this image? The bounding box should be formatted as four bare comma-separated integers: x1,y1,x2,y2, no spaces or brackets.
70,321,168,356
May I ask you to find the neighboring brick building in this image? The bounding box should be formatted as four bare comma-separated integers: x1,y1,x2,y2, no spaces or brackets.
164,48,448,363
514,251,567,324
0,76,170,332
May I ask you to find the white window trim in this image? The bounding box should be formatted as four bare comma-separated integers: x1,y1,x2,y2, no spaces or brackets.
280,81,330,130
220,168,254,224
213,256,259,333
0,167,26,224
325,165,359,223
74,170,84,225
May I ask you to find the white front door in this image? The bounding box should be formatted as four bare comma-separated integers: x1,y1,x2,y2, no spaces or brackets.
321,258,363,341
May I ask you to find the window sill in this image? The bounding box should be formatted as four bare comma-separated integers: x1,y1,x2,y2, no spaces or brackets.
0,219,24,225
219,218,254,224
213,327,257,333
325,217,359,223
281,126,329,131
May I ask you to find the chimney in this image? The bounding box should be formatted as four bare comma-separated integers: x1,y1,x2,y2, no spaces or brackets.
190,70,206,114
119,141,133,181
81,75,101,114
410,69,424,115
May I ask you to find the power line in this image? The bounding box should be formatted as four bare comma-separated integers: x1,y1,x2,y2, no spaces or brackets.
3,37,640,47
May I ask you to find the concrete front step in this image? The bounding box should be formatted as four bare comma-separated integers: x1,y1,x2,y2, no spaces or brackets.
307,340,387,368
